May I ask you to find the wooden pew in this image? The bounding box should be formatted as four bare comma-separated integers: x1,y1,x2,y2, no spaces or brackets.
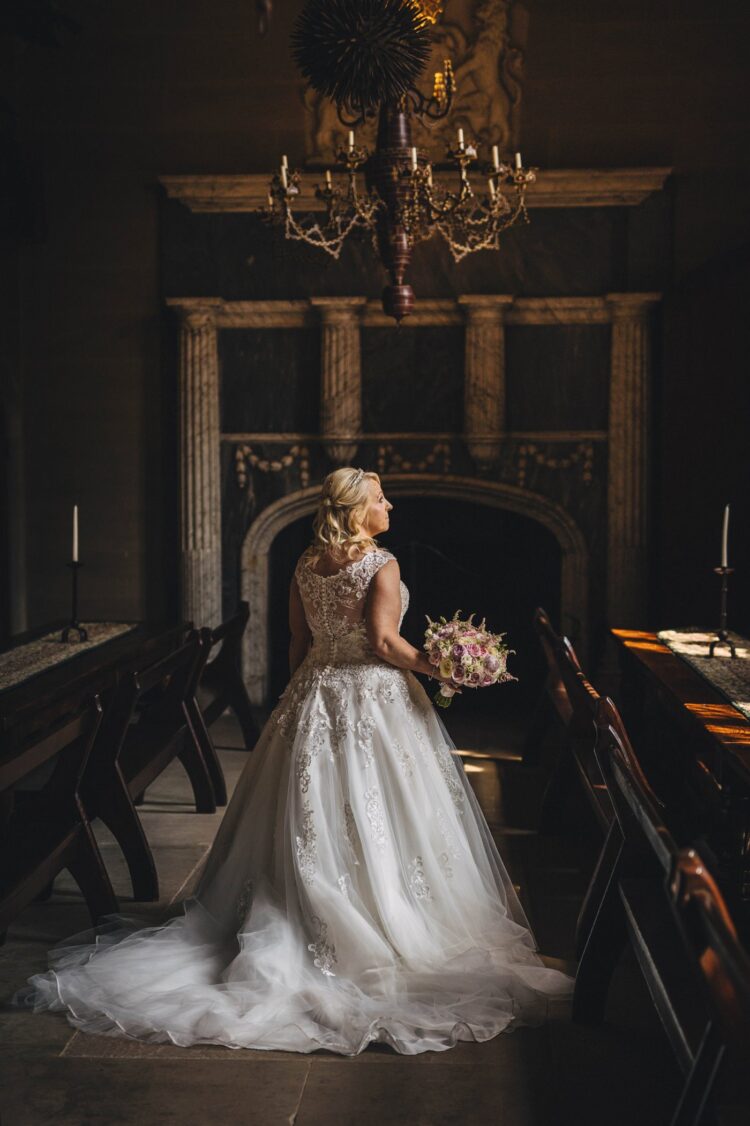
83,632,216,902
574,697,741,1125
0,697,118,942
523,606,572,768
527,607,611,837
670,849,750,1124
193,601,259,754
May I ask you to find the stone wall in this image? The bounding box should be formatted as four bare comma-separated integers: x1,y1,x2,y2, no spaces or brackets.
2,1,749,641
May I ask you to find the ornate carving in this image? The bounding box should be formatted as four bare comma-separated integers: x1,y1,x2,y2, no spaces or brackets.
302,0,526,161
517,442,594,489
235,444,311,490
375,442,452,475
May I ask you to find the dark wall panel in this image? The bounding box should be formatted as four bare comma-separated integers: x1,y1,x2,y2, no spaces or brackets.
220,329,319,434
361,327,465,433
505,325,611,431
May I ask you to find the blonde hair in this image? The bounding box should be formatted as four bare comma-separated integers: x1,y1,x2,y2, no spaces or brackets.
310,467,382,561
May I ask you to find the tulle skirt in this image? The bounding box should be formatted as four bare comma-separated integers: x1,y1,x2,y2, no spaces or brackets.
11,658,572,1055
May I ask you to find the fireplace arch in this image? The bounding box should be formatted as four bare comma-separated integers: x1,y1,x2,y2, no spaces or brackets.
240,474,589,706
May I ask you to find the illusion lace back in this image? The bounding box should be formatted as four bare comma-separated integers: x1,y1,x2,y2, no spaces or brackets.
12,546,573,1054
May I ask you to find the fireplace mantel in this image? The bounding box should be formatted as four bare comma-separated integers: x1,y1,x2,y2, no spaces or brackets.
168,292,660,701
160,167,671,213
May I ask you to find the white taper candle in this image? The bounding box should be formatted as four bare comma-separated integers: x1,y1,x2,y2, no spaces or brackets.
348,130,355,151
72,505,79,563
492,145,500,170
515,151,522,170
457,128,465,149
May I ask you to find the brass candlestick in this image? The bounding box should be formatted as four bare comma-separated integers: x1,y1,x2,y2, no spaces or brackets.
61,561,88,644
707,566,736,658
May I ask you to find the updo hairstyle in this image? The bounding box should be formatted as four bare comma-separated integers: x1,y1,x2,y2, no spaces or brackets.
310,467,381,561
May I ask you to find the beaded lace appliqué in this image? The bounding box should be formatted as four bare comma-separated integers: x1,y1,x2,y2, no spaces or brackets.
296,804,317,885
364,787,387,850
407,856,433,900
308,915,337,976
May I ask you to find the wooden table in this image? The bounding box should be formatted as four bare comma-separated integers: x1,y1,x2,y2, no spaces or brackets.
0,621,187,754
612,628,750,911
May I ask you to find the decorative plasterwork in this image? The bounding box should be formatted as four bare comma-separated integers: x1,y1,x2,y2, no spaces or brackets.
240,476,589,706
303,0,527,161
159,167,671,214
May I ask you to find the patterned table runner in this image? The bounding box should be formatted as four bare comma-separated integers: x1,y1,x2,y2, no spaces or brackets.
0,623,138,692
657,629,750,723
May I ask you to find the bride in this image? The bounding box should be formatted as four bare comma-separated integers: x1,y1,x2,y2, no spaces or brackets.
13,467,572,1055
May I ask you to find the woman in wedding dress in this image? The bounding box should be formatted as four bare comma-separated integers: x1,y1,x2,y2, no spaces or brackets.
13,467,572,1055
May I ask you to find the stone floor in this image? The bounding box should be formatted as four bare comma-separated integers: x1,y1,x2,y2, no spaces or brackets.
0,709,685,1126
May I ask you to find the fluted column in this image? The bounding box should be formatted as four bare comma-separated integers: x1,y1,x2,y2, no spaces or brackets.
606,293,661,626
458,295,514,468
173,299,223,629
310,297,367,464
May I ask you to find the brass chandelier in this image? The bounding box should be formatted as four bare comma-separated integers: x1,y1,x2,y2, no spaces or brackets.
263,0,535,322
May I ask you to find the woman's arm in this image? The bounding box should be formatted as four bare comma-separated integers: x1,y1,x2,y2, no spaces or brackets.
365,559,450,682
288,574,312,677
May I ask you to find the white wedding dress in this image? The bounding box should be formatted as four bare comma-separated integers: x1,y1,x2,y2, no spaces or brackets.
13,546,572,1054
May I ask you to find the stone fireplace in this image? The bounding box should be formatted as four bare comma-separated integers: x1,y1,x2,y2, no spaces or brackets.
165,254,662,704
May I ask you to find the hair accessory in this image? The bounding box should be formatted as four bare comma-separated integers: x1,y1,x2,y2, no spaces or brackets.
351,468,365,487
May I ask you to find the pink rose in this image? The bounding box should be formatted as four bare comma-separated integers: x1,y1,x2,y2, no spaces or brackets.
429,652,441,665
452,643,465,659
468,643,481,657
452,665,466,681
484,655,500,673
468,671,482,685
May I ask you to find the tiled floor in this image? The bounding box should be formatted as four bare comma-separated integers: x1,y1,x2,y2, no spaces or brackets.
1,711,684,1126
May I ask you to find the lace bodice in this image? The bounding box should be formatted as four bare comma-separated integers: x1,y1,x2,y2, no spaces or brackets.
294,546,409,665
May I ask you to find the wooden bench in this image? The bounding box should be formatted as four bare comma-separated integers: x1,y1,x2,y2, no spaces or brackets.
527,607,611,838
82,632,216,902
0,696,118,942
670,849,750,1123
574,697,742,1126
193,601,259,755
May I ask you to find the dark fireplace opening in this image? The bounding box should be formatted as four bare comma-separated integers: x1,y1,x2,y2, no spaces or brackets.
267,497,562,716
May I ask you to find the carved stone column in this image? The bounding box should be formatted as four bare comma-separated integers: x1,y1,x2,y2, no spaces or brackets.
172,299,223,629
606,293,661,626
310,297,367,464
458,295,514,467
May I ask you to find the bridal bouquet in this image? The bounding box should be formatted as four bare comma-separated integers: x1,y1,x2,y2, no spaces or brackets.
424,611,516,708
